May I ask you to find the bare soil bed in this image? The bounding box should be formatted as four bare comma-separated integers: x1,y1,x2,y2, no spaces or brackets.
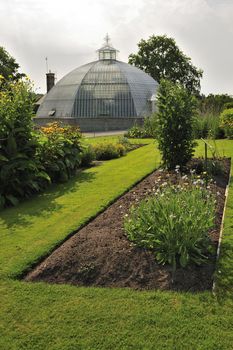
25,158,231,292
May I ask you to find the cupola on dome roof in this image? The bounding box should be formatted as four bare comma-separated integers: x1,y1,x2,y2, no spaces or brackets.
36,35,158,131
97,33,119,60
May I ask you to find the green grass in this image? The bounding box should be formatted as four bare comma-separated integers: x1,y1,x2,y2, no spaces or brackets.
0,140,159,279
0,139,233,350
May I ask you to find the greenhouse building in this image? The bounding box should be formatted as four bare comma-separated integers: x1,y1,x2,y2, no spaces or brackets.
35,36,158,132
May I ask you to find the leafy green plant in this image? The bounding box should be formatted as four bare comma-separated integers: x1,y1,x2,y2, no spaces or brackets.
156,80,197,169
0,78,50,207
143,114,158,138
220,108,233,139
125,186,215,277
223,102,233,110
125,115,158,139
80,144,96,167
193,114,225,139
93,142,126,160
125,125,146,139
38,123,83,182
117,136,133,151
194,158,224,176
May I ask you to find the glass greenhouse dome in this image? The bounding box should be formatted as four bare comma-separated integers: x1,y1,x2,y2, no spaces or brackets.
36,36,159,131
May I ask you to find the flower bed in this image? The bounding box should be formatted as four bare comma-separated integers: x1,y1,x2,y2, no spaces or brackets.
25,158,230,292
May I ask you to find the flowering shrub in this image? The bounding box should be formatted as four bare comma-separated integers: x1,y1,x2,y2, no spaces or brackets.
124,184,215,277
93,142,126,160
220,108,233,139
38,123,83,182
0,78,49,207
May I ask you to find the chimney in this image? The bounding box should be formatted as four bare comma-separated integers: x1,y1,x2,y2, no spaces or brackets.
46,70,55,93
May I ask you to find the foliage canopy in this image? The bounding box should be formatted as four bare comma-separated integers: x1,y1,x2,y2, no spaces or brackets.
0,46,25,83
128,35,203,94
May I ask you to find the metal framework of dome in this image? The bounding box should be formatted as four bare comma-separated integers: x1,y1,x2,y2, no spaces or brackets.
36,35,158,131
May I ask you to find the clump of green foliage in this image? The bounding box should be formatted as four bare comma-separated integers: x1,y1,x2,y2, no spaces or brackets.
223,102,233,110
124,185,215,276
0,77,50,207
220,108,233,139
125,114,158,139
0,46,25,83
93,142,126,160
125,125,146,138
38,123,83,183
80,144,96,167
193,114,225,139
129,34,202,94
156,80,197,169
198,94,233,115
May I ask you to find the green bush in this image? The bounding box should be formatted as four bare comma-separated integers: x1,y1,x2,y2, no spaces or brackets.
93,142,126,160
124,125,146,138
223,102,233,110
117,136,133,151
38,123,83,182
0,78,50,207
220,108,233,139
143,114,158,138
125,114,158,139
124,186,215,276
193,114,225,139
156,80,197,169
80,144,96,167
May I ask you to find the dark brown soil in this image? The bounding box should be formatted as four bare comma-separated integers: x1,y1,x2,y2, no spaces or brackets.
25,158,231,292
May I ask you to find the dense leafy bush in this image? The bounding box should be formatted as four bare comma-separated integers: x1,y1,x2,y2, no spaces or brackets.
223,102,233,110
93,142,126,160
125,125,147,138
143,114,158,138
0,78,49,207
193,114,225,139
117,136,134,151
220,108,233,139
125,185,215,275
156,80,197,169
125,115,158,139
80,144,96,167
38,123,83,182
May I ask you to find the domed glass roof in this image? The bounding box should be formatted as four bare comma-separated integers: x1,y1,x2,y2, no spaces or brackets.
37,37,158,119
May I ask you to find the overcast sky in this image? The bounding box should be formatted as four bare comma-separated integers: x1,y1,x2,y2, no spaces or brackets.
0,0,233,95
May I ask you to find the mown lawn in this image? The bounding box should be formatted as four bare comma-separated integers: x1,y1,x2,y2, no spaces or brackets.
0,138,233,350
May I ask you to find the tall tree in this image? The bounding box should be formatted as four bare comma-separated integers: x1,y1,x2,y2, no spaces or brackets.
0,46,25,82
129,35,203,95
